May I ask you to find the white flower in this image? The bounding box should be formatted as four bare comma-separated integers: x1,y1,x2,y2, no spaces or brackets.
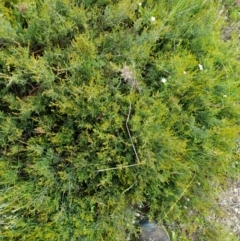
198,64,203,71
138,2,142,6
183,71,186,74
135,212,141,217
161,77,167,83
150,16,156,22
223,94,227,98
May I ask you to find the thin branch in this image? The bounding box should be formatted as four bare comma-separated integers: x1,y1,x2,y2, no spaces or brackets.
126,61,140,163
160,172,196,222
122,183,135,194
126,102,140,163
95,163,143,173
95,63,141,173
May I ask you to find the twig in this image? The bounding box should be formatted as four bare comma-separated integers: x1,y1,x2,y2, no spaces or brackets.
95,63,141,173
126,103,140,163
126,62,140,163
95,163,143,173
122,183,135,194
160,172,196,222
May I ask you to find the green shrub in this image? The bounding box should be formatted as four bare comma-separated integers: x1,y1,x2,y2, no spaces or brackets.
0,0,239,240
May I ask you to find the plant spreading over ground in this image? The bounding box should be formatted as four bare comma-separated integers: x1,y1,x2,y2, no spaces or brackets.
0,0,239,240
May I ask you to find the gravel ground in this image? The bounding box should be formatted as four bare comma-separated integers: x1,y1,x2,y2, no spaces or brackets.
219,4,240,238
217,177,240,238
214,136,240,239
213,138,240,239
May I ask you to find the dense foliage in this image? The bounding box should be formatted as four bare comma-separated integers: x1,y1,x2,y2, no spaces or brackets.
0,0,239,240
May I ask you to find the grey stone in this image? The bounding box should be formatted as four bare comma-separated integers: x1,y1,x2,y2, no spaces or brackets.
139,220,170,241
